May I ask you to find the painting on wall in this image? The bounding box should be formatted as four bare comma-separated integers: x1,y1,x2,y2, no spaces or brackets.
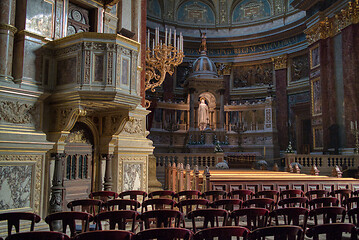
310,45,320,69
232,0,271,23
290,54,309,82
177,1,215,24
311,78,322,116
232,63,273,88
313,127,323,149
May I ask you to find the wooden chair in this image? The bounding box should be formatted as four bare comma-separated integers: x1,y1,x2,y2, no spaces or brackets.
243,198,275,211
89,191,118,202
142,198,176,212
309,206,346,225
230,208,269,231
193,226,249,240
344,197,359,210
228,189,254,201
94,210,139,232
210,199,242,212
148,190,176,199
201,190,227,202
119,190,147,206
347,208,359,226
305,189,329,201
104,199,141,211
67,199,103,215
174,190,202,201
139,209,183,229
269,207,309,230
134,227,193,240
308,197,339,209
177,199,210,215
306,223,357,240
5,231,70,240
255,190,279,205
330,189,352,207
250,225,303,240
0,212,41,236
73,230,133,240
45,211,93,238
278,197,308,208
280,189,304,200
187,209,228,233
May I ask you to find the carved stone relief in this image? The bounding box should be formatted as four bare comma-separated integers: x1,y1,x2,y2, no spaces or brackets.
291,54,309,82
124,118,144,135
0,100,40,127
118,156,147,193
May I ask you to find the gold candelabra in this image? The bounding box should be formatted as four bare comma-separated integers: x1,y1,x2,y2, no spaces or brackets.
145,28,184,108
351,120,359,154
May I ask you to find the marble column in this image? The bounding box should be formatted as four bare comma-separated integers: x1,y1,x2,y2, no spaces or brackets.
272,55,288,151
342,23,359,148
219,89,225,130
0,0,17,82
49,153,65,213
189,88,195,130
140,0,147,106
103,154,113,191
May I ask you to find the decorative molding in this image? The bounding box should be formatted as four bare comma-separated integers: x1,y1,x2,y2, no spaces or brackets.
305,1,359,45
0,155,43,214
272,54,288,70
0,23,17,34
0,100,39,125
123,117,144,135
55,106,87,132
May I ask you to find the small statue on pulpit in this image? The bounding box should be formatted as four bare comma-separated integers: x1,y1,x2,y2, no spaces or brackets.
199,30,207,52
198,97,209,131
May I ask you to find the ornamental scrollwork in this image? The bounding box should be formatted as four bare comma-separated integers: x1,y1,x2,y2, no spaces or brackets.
123,118,144,135
0,100,39,125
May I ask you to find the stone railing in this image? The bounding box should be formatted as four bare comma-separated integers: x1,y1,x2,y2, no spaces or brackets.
285,153,359,176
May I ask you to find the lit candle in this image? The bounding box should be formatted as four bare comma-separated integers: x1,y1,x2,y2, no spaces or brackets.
165,28,167,46
169,29,171,45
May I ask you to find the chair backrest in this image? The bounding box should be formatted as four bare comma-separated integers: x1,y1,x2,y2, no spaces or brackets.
202,190,227,202
230,208,269,231
305,189,329,200
280,189,304,200
140,209,183,229
177,199,210,215
306,223,356,240
255,190,279,203
0,212,41,236
174,190,202,201
5,231,70,240
45,211,93,237
73,230,133,240
269,207,309,230
250,225,303,240
142,198,176,212
187,209,228,233
104,199,141,211
278,197,308,208
243,198,275,211
308,197,339,209
119,190,147,205
228,190,254,201
134,227,193,240
193,226,249,240
344,197,359,210
211,199,242,212
348,208,359,227
67,199,103,215
89,191,118,202
94,210,138,232
309,206,346,225
148,190,175,199
330,189,352,207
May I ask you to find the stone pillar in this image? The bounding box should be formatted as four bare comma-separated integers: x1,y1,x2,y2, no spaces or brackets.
189,88,195,130
148,154,162,192
219,89,225,130
103,154,113,191
342,24,359,148
49,153,65,213
0,0,17,82
272,55,288,150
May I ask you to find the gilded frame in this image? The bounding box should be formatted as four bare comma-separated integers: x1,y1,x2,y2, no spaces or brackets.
311,77,322,116
309,45,320,69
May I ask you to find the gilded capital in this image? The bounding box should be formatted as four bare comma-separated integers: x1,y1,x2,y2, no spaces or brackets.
272,55,287,70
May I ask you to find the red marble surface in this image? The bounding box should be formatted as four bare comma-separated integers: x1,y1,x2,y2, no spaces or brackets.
342,24,359,147
275,68,288,150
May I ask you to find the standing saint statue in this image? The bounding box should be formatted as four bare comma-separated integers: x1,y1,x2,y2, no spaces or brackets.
198,98,209,131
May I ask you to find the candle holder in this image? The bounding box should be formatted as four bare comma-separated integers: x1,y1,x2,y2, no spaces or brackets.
351,121,359,154
145,28,184,108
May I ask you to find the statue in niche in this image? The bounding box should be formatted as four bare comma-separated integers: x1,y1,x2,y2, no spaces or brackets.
198,97,209,131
